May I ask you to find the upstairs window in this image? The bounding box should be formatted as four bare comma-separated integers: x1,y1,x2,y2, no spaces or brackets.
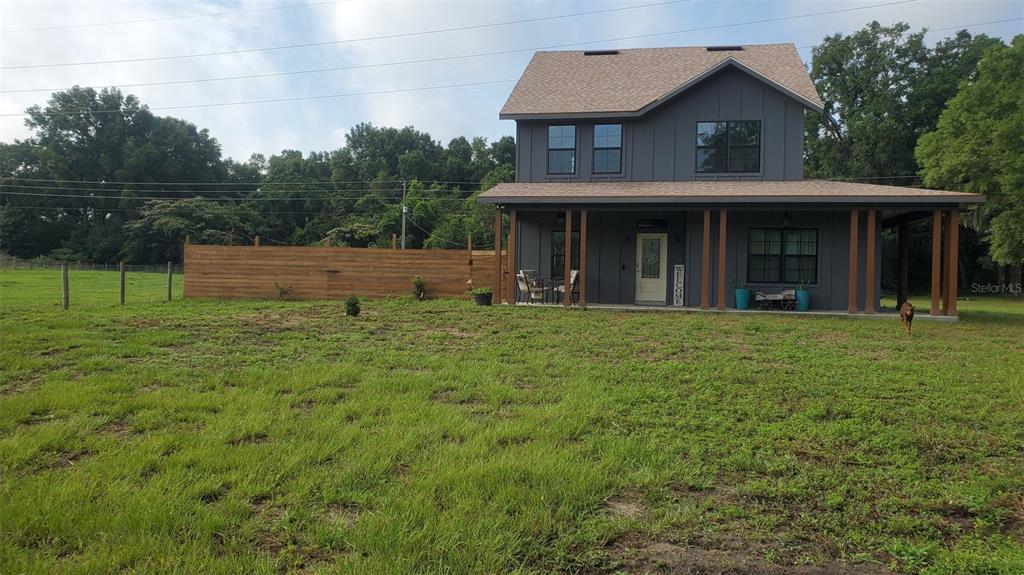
696,120,761,173
593,124,622,174
748,229,817,284
547,125,576,174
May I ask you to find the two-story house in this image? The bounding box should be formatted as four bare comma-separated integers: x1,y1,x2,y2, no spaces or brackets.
477,44,982,315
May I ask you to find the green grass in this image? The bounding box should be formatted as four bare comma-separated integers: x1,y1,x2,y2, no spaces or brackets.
1,269,1022,574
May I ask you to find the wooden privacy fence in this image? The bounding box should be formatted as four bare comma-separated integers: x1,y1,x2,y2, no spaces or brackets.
184,244,506,300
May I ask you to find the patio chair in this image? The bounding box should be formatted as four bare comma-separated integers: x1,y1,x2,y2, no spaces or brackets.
516,272,546,304
555,269,579,305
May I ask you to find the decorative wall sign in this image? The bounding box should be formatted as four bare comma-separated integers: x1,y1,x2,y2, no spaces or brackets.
673,264,685,306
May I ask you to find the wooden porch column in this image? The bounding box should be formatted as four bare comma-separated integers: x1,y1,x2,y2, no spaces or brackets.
507,209,517,304
493,208,502,304
944,209,960,316
865,209,877,314
563,210,573,307
579,209,588,308
930,210,942,315
701,209,711,309
897,222,909,307
847,209,859,314
717,209,727,310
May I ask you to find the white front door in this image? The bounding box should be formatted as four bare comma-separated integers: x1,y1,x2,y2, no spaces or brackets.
635,233,668,304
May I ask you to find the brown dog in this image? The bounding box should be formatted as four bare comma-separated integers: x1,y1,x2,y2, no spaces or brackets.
899,301,915,334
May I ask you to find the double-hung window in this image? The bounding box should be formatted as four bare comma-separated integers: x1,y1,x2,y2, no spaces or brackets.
696,120,761,173
748,229,818,284
593,124,622,174
547,125,576,174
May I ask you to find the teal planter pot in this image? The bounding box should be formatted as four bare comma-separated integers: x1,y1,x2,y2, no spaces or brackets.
795,289,811,311
734,288,751,310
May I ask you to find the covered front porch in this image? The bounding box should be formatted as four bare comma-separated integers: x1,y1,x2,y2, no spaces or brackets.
487,204,968,317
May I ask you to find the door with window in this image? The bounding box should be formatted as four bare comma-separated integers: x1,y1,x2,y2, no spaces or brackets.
635,233,668,303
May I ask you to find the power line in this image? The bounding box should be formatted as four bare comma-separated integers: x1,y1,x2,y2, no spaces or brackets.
0,0,691,70
0,190,479,202
0,178,490,187
0,79,517,117
0,183,481,194
0,204,399,216
5,13,1018,96
1,1,339,34
0,0,922,117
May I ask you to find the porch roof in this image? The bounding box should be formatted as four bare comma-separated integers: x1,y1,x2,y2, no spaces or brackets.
476,180,985,206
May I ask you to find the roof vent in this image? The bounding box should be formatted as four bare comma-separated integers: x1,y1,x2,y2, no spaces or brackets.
583,50,619,56
706,46,743,52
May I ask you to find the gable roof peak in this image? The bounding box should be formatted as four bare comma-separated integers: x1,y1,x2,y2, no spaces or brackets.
500,43,823,119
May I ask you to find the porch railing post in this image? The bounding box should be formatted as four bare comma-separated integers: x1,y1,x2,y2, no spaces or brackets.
701,209,711,310
717,209,727,310
579,209,588,308
945,209,959,316
930,210,942,315
493,208,502,304
865,209,877,314
508,209,518,304
847,209,859,314
563,209,573,307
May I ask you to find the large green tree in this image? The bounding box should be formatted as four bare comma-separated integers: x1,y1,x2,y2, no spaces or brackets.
916,36,1024,267
805,22,1000,181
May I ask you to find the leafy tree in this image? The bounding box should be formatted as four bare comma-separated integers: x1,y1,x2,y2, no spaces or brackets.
917,36,1024,266
805,22,999,182
124,198,254,262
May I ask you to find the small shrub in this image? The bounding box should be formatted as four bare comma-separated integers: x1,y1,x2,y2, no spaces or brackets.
345,295,360,316
467,287,492,296
275,283,292,300
412,276,426,300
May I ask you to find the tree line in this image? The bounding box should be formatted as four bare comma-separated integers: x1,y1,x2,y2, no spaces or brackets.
1,22,1021,290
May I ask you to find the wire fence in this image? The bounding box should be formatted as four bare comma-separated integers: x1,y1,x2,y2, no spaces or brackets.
0,256,182,274
1,257,183,309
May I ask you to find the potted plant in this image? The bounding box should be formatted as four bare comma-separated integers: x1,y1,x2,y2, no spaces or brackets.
733,280,751,310
795,280,811,311
468,287,493,306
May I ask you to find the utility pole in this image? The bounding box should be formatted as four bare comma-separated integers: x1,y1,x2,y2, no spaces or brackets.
401,179,407,249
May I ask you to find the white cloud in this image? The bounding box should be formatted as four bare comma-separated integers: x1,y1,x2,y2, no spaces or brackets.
1,0,1020,160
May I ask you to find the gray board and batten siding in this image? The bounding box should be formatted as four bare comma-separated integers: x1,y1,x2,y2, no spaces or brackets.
514,66,806,183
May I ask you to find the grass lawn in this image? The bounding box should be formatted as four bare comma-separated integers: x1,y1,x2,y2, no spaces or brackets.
1,268,1022,574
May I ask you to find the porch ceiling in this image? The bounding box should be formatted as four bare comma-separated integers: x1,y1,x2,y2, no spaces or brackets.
477,180,985,207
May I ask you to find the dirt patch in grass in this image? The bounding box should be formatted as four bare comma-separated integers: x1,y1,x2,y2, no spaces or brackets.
602,532,894,575
100,418,137,437
325,502,362,526
227,431,270,445
606,492,646,519
48,449,91,470
200,483,230,505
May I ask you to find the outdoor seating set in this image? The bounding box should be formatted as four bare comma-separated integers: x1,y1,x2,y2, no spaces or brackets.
753,289,798,311
515,269,579,304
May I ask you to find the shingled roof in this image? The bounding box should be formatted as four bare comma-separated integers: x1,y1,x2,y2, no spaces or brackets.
477,180,984,206
499,43,824,119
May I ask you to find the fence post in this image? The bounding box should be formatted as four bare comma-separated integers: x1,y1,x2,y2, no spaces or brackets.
391,233,397,250
61,262,69,310
167,262,173,302
254,235,260,247
119,261,126,305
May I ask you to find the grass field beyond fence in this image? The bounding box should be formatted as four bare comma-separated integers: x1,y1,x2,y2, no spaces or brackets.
1,269,1022,574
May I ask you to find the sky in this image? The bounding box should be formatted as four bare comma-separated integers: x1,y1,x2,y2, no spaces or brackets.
1,0,1021,161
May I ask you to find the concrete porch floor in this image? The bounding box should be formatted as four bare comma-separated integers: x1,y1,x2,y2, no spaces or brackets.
508,302,960,321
